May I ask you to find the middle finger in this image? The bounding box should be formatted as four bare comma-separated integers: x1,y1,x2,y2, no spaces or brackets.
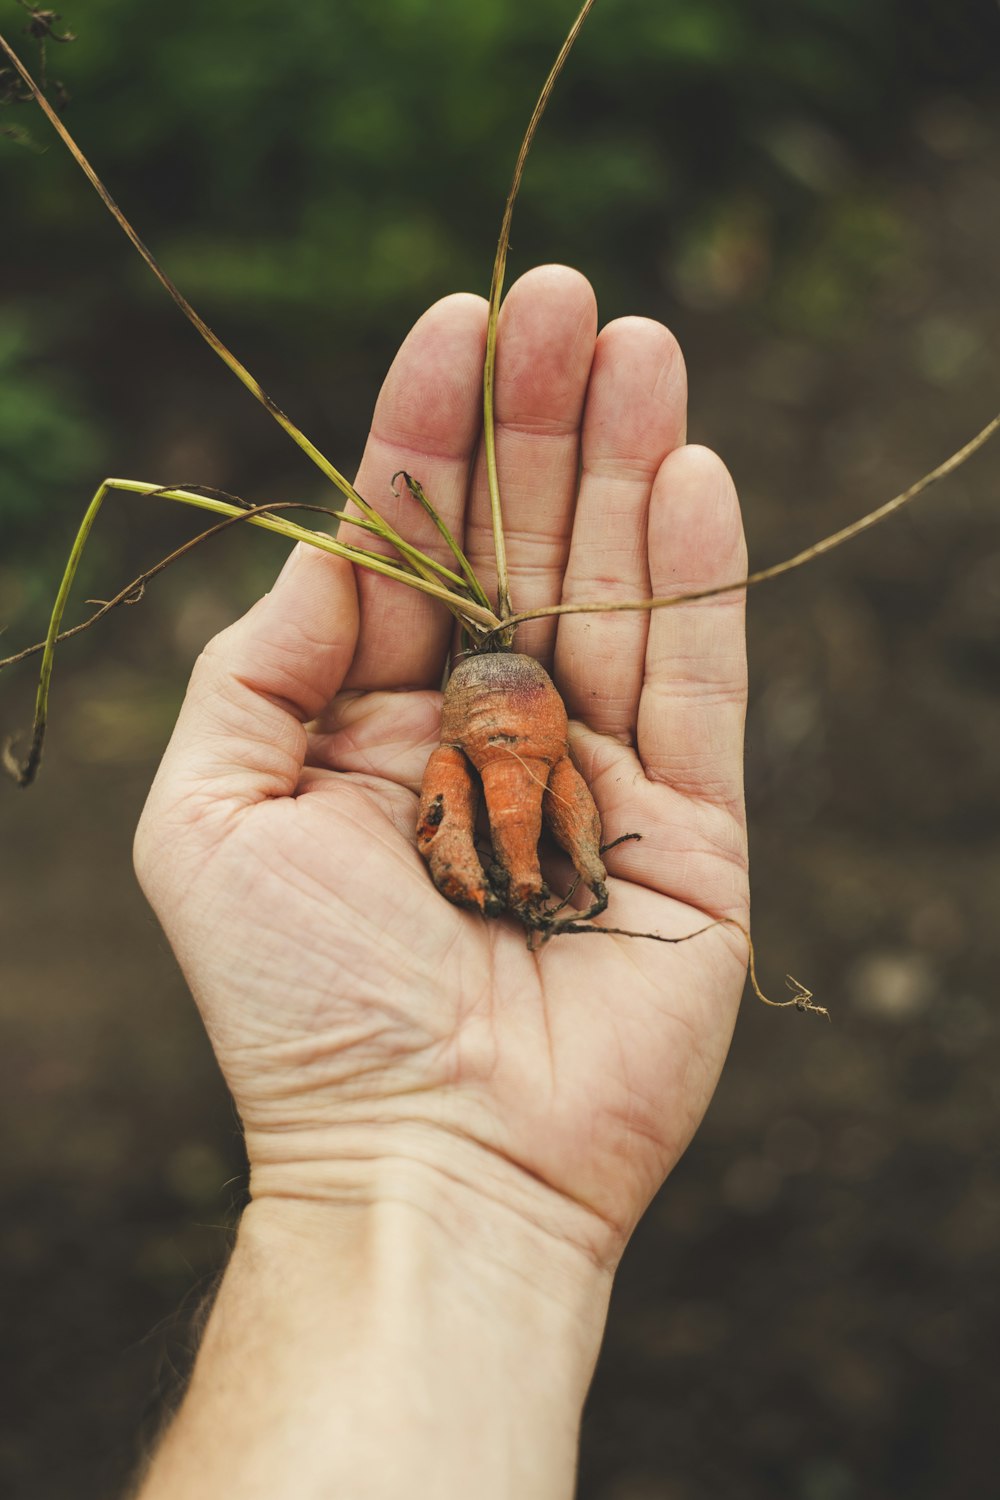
464,264,598,666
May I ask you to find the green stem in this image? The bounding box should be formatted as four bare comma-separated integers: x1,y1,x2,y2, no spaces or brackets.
484,409,1000,643
392,471,493,610
0,32,490,604
106,481,493,612
483,0,598,629
4,479,501,788
337,506,470,592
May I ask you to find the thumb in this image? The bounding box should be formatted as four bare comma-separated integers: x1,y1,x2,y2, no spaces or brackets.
142,543,359,822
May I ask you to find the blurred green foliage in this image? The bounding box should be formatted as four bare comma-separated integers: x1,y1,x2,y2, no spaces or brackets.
0,0,998,569
0,311,104,518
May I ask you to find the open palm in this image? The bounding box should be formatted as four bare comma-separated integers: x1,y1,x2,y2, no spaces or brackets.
135,266,749,1265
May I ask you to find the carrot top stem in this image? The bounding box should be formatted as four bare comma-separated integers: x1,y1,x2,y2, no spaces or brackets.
0,31,474,605
392,471,493,611
482,0,597,630
1,481,501,788
482,410,1000,643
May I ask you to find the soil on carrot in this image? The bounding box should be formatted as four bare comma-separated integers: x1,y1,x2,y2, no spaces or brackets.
2,127,1000,1500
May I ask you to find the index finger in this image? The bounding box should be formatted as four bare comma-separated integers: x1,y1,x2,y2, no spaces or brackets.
344,292,488,691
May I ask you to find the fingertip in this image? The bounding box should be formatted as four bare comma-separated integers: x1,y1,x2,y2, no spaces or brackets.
370,292,490,459
597,317,686,410
419,288,489,322
655,442,737,496
649,445,747,589
498,265,598,401
668,442,735,483
597,313,685,365
583,319,687,468
405,289,490,370
509,262,596,301
502,263,598,326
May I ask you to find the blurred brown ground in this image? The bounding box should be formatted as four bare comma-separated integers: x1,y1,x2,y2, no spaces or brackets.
2,81,1000,1500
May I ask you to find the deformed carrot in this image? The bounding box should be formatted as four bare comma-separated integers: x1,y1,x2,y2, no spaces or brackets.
416,651,607,925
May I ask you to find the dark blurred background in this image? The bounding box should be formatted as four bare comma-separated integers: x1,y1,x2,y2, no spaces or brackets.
1,0,999,1495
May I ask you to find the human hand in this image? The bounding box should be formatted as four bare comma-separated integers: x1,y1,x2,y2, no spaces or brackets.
133,265,749,1273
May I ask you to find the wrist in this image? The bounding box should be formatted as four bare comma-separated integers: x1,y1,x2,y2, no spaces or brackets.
242,1183,613,1402
142,1164,612,1500
148,1176,611,1500
245,1127,617,1409
245,1114,627,1274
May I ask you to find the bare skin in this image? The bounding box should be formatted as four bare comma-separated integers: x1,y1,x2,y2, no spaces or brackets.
132,264,749,1499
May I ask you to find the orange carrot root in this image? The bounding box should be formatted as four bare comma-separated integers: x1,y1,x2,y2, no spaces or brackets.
416,744,502,915
417,651,607,924
544,754,608,918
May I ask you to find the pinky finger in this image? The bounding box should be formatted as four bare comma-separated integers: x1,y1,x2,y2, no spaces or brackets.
637,445,748,816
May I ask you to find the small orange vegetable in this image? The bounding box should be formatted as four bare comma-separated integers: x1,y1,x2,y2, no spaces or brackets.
416,651,607,927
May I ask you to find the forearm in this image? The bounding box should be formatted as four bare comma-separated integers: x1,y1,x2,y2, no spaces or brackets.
135,1163,613,1500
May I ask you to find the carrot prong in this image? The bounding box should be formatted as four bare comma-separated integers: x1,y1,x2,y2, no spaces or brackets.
479,754,550,911
416,745,502,916
543,753,607,910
